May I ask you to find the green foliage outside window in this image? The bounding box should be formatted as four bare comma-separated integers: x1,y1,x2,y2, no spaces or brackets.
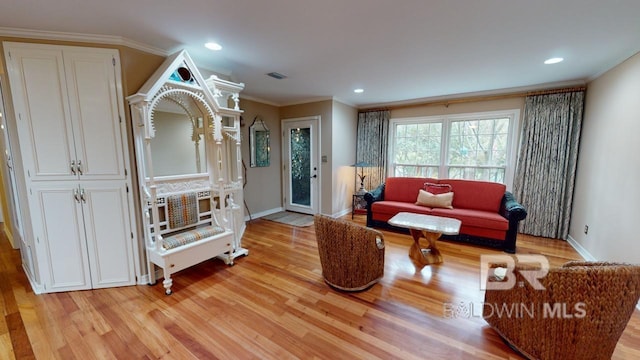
392,117,510,183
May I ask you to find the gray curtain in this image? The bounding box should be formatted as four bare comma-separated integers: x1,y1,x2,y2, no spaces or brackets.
513,91,585,239
356,110,390,191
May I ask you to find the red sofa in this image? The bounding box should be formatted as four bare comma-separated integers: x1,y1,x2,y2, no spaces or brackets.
364,177,527,253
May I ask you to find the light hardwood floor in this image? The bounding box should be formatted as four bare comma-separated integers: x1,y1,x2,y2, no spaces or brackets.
1,216,639,359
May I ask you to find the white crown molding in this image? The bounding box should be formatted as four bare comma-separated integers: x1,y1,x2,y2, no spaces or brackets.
240,95,357,109
587,49,640,82
332,97,357,108
359,79,588,110
0,26,168,56
240,94,281,107
280,96,334,107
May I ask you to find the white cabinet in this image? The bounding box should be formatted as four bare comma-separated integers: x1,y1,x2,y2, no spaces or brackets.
4,42,137,293
6,44,126,182
30,181,135,292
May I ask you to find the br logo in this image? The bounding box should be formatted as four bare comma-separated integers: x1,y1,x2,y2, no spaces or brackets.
479,255,549,290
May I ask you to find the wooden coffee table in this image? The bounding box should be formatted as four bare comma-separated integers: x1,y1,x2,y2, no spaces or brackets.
388,212,461,266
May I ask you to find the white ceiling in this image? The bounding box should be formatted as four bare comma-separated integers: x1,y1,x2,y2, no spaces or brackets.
2,0,640,107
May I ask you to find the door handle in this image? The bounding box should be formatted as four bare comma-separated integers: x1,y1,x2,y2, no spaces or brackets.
71,160,76,175
80,188,86,203
73,188,81,203
77,160,83,175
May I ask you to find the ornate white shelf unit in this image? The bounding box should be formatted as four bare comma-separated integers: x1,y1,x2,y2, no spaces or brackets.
127,50,248,295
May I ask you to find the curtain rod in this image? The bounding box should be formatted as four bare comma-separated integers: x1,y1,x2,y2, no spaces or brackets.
525,86,586,96
359,86,587,112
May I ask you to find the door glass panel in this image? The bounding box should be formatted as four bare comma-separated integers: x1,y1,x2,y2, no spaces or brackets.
290,127,311,206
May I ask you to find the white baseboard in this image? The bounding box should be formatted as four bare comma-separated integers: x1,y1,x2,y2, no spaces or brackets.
245,207,284,221
138,269,164,286
565,235,597,261
23,263,44,294
244,206,353,220
3,224,17,249
332,208,351,218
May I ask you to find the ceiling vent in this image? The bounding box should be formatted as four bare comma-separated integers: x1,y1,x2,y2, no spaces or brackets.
267,72,287,80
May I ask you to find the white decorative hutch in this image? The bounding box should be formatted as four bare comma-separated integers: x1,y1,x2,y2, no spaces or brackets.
127,50,248,294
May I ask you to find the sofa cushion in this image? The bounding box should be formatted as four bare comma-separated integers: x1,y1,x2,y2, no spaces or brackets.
424,182,453,194
415,189,454,209
438,179,505,212
431,208,508,231
372,201,432,218
385,177,438,203
163,225,226,250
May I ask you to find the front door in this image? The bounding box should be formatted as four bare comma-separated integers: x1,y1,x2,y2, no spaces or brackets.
282,116,320,215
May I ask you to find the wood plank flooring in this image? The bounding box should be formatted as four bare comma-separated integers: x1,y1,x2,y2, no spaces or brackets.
1,216,639,359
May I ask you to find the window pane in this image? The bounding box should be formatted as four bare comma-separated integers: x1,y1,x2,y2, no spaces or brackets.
394,165,439,177
390,113,514,185
448,166,505,183
449,118,509,168
392,122,441,172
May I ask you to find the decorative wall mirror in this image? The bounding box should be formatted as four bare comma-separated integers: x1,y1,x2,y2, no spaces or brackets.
149,92,208,177
249,116,270,167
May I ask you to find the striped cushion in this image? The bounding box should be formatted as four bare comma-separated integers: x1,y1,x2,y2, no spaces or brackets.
167,192,198,229
162,225,226,250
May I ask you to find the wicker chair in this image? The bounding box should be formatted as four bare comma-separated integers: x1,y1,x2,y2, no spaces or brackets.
483,261,640,360
313,214,385,291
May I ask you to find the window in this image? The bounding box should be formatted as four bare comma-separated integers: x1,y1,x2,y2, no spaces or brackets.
389,110,520,188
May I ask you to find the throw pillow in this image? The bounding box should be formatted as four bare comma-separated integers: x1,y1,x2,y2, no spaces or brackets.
415,189,454,209
424,182,453,195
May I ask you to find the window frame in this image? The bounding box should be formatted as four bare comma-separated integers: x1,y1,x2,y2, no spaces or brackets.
388,109,520,190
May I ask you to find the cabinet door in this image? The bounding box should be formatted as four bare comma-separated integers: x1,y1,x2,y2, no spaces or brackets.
29,183,92,292
4,44,78,181
81,181,135,288
63,49,126,180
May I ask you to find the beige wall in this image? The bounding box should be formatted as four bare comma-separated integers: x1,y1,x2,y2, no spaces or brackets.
240,99,282,218
243,99,358,217
570,51,640,263
0,37,164,263
8,36,626,266
280,100,334,214
331,100,358,215
0,37,164,97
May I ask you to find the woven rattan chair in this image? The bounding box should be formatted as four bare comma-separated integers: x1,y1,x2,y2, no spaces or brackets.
313,214,385,291
483,261,640,360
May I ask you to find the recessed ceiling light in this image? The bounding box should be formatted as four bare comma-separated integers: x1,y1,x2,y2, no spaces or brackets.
354,88,364,93
544,57,564,65
205,42,222,51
